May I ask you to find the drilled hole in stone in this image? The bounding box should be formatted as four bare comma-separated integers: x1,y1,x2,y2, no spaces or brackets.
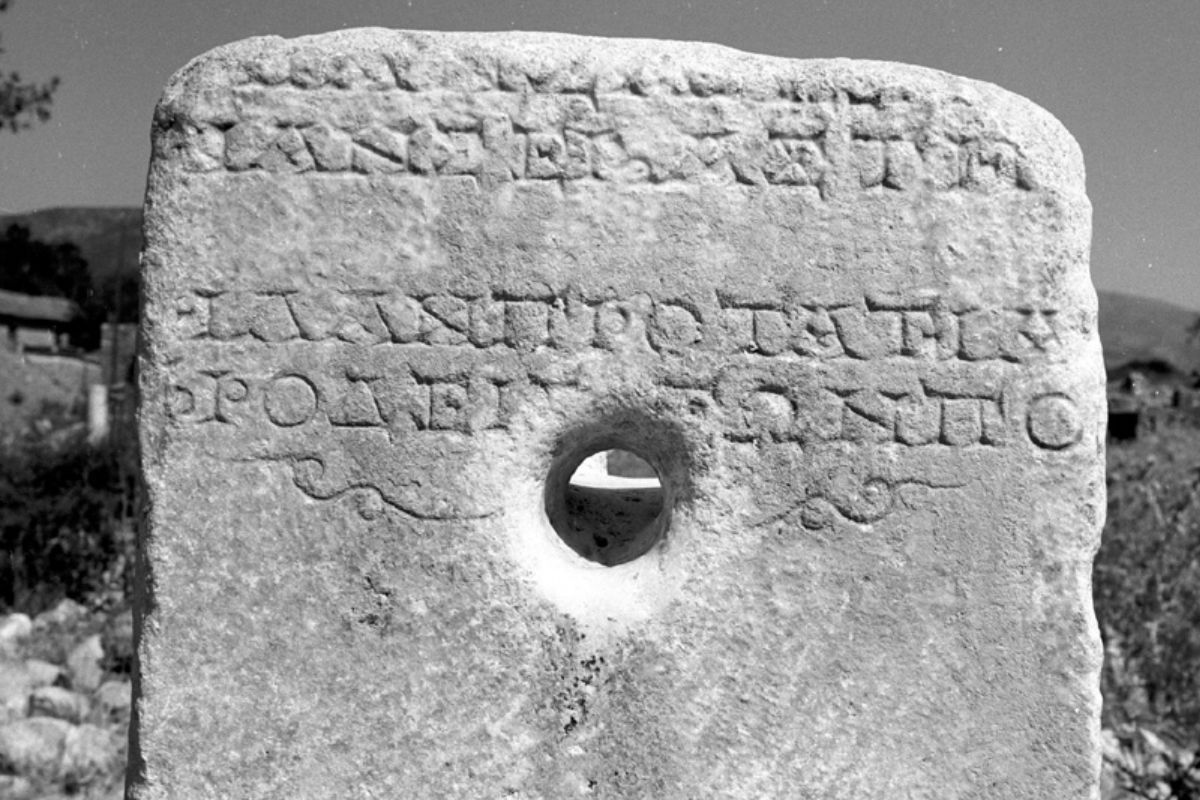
547,447,667,567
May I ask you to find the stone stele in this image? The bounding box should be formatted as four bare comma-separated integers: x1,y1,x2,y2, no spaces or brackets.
133,29,1105,800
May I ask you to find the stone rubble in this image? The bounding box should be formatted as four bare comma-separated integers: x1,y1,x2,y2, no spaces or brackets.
0,603,129,800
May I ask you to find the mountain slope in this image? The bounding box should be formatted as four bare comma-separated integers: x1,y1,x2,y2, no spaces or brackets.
0,207,142,283
1098,290,1200,375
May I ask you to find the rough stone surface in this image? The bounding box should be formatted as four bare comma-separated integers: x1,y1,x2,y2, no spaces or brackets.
135,29,1104,799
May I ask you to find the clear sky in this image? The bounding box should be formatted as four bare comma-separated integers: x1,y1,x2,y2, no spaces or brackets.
2,0,1198,309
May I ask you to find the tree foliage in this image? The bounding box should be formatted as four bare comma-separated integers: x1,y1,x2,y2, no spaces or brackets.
0,223,89,303
0,0,59,132
0,430,138,612
0,223,113,347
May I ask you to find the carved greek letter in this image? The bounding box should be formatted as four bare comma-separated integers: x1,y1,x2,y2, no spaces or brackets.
264,374,319,427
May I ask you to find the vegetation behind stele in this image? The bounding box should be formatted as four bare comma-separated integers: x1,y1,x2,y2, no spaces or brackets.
1098,425,1200,799
0,417,137,613
1100,427,1200,735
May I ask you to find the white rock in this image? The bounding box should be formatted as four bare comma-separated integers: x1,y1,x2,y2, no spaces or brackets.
33,599,88,629
0,614,32,650
66,635,105,693
28,686,90,724
94,680,132,720
1138,727,1173,756
0,775,35,800
61,723,121,786
24,658,63,688
0,716,71,778
0,660,35,715
1100,728,1123,760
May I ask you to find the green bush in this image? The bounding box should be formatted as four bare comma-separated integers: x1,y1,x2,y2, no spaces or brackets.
1095,425,1200,744
0,427,138,613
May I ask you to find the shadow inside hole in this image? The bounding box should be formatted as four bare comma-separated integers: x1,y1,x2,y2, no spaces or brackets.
557,449,666,567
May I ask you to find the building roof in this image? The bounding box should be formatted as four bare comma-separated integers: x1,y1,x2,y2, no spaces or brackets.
0,288,80,324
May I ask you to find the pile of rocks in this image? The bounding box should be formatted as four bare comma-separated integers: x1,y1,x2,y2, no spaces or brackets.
0,600,131,800
1102,727,1200,800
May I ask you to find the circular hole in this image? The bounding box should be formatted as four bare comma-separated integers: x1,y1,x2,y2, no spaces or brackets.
546,447,668,567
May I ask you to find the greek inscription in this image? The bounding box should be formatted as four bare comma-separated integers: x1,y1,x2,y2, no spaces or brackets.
505,301,550,349
167,352,1077,456
264,374,319,427
594,298,651,351
421,296,470,346
940,399,982,447
838,388,899,444
328,370,385,428
851,139,885,189
177,289,1068,365
739,389,794,440
753,310,790,356
762,137,828,191
718,308,755,352
1011,309,1062,357
650,304,702,353
830,308,902,360
792,307,844,359
430,383,469,431
895,394,940,446
714,366,1009,448
167,366,510,436
902,311,959,359
173,293,210,339
220,374,249,421
160,51,1040,196
166,382,200,420
548,296,595,350
378,294,423,343
1026,393,1083,450
370,372,430,435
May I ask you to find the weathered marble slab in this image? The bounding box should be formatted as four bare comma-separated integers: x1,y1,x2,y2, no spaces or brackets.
133,29,1104,799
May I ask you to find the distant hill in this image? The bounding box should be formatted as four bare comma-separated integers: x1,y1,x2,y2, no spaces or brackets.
2,206,1197,375
0,206,142,284
1098,290,1200,377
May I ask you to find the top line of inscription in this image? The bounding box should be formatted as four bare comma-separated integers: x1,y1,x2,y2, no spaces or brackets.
157,44,1039,193
179,42,1024,104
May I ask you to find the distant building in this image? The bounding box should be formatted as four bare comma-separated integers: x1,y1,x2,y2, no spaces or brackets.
0,288,80,354
1108,366,1200,441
